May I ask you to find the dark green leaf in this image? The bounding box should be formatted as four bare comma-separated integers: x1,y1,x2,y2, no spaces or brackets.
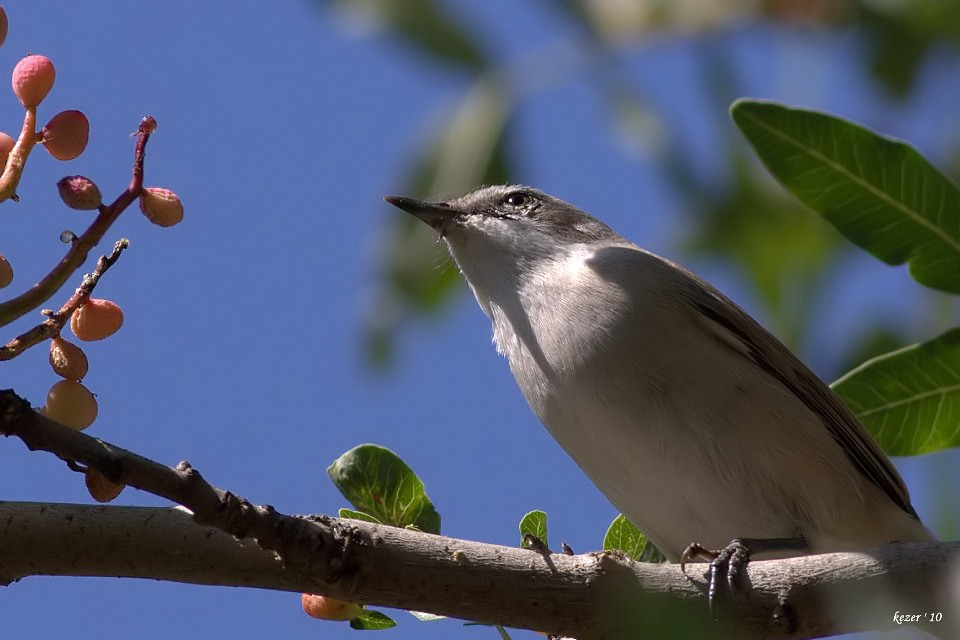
328,444,441,533
732,99,960,293
518,510,548,548
602,514,666,563
350,609,397,630
832,328,960,455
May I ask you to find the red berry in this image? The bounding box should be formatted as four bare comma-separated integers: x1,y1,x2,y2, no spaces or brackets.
12,54,55,107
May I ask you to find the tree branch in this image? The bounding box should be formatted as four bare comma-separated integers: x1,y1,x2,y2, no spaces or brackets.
0,389,956,639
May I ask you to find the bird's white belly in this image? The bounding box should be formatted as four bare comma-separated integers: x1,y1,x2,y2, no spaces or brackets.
537,380,808,560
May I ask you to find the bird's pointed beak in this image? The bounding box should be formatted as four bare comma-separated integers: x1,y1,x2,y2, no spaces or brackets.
384,195,457,231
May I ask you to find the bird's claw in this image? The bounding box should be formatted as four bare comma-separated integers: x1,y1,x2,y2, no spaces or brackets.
681,539,751,616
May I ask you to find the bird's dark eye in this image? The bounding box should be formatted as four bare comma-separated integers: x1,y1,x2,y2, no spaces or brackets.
504,193,530,208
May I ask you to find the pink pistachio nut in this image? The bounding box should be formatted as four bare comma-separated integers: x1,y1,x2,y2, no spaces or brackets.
0,254,12,288
57,175,102,210
139,187,184,227
42,380,98,430
0,8,8,48
49,336,89,380
86,467,125,503
12,54,55,107
41,110,89,160
71,298,124,341
301,594,363,621
0,131,14,170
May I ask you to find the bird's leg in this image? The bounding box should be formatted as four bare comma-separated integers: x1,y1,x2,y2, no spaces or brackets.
681,536,808,614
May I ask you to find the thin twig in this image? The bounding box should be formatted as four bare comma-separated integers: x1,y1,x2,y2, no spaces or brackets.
0,238,130,360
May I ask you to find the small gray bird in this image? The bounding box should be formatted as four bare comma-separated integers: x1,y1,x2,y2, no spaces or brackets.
385,185,934,565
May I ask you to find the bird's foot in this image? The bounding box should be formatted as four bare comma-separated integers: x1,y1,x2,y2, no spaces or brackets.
681,536,807,616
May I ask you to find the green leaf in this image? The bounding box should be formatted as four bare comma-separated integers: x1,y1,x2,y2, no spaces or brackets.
832,328,960,456
338,508,383,525
731,99,960,293
602,514,643,559
518,510,548,548
328,444,441,534
603,514,667,563
350,609,397,630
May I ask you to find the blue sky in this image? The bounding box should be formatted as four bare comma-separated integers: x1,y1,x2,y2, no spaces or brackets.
1,3,957,639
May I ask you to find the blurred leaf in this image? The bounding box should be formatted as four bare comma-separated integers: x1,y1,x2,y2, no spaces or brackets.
328,444,441,533
330,0,484,69
832,328,960,455
368,76,513,365
602,514,666,563
410,75,512,200
686,149,842,348
350,609,397,630
604,82,670,158
338,507,383,524
384,219,460,314
518,509,548,548
732,99,960,294
858,5,929,97
857,0,960,96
